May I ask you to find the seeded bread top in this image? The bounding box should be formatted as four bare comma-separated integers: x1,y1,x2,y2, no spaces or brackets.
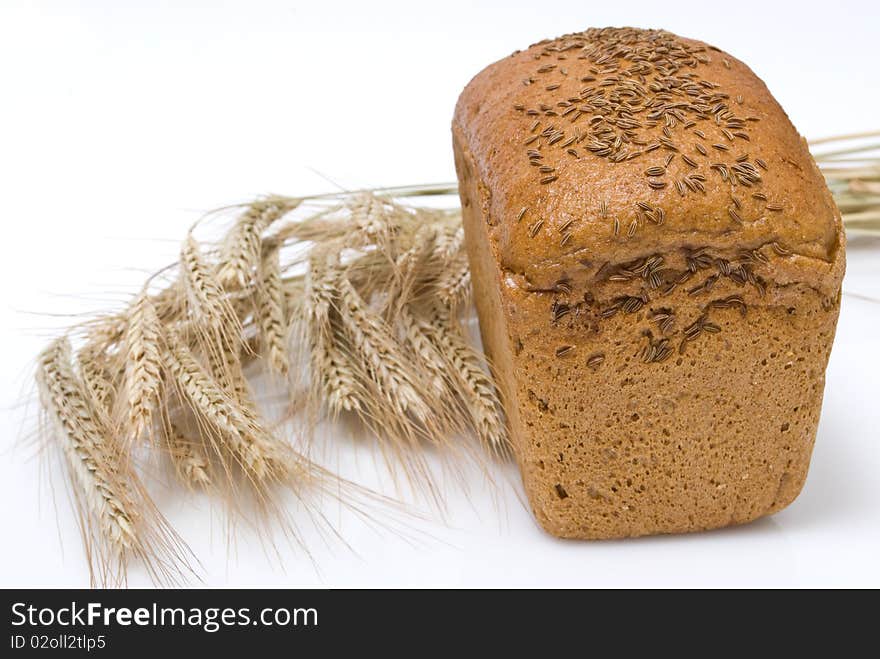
452,27,843,293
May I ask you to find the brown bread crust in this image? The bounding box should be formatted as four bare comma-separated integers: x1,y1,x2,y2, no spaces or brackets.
453,27,845,538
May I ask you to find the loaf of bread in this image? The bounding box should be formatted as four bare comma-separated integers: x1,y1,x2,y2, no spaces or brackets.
453,27,845,538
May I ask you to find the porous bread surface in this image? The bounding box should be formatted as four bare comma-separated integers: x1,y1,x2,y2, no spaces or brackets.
452,27,845,538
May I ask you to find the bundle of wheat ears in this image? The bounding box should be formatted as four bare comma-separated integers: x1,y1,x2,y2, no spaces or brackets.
32,132,879,585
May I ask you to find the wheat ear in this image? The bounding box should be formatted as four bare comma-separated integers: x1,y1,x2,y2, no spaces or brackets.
200,335,292,483
77,346,116,413
165,421,212,489
82,314,128,348
398,305,449,400
217,202,288,290
180,234,240,333
383,223,438,321
305,254,361,416
202,329,250,400
180,234,244,391
37,338,138,553
336,273,431,425
427,304,507,452
436,255,471,309
256,244,289,376
77,317,127,411
348,192,394,250
428,226,467,302
433,225,465,264
163,329,284,481
117,291,163,440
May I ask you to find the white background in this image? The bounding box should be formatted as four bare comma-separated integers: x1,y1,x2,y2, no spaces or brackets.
1,0,879,587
